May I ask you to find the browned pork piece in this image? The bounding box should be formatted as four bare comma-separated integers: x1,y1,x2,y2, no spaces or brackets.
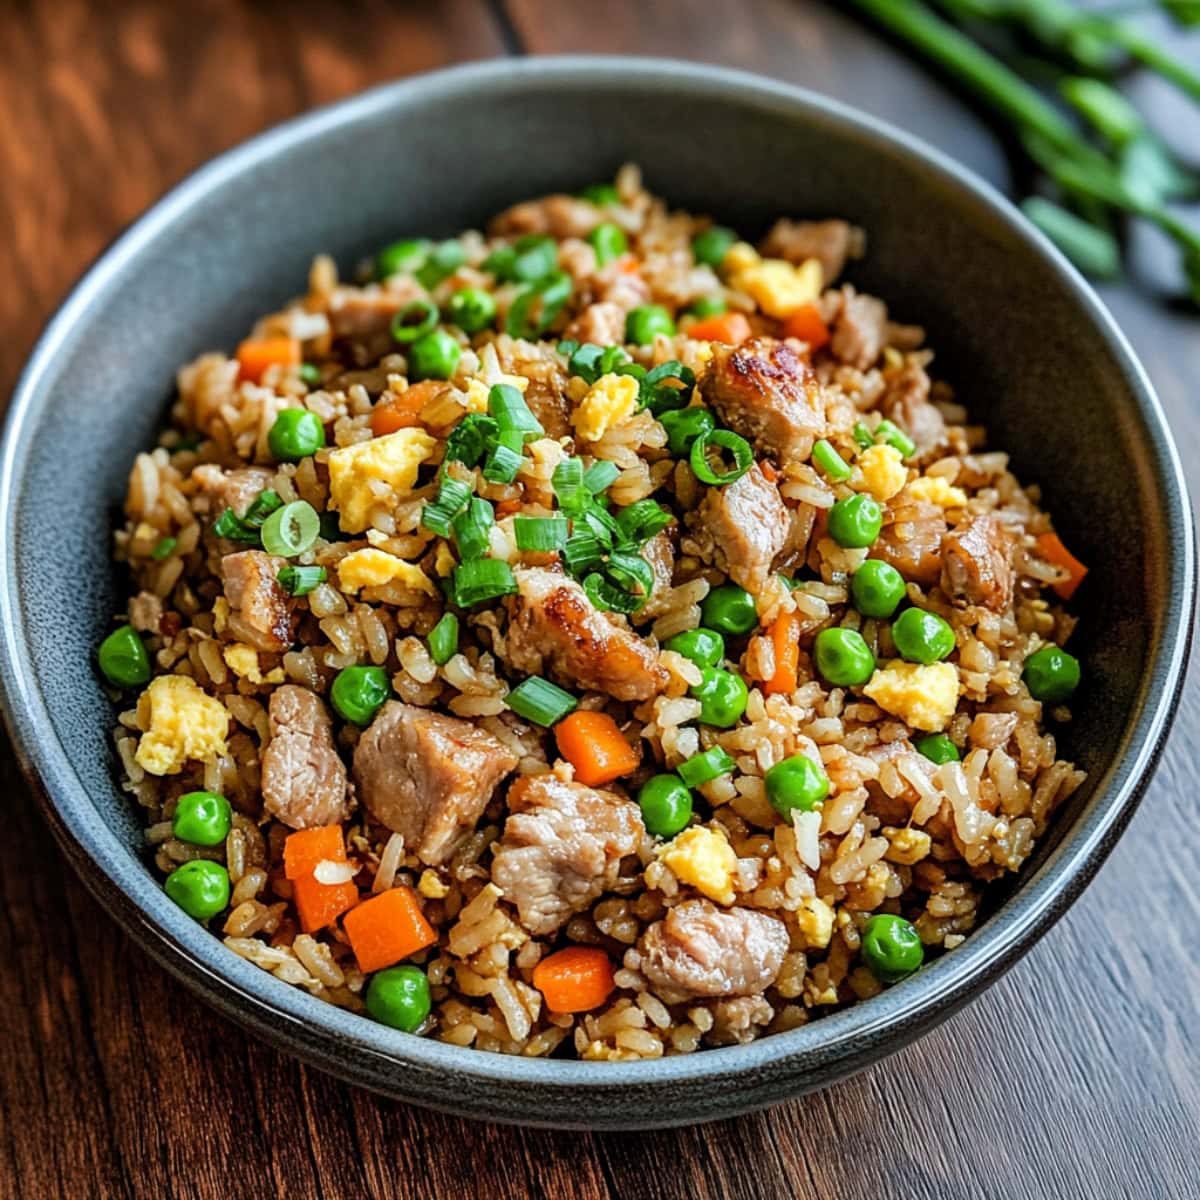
353,701,519,865
220,550,295,651
631,900,789,1001
695,463,789,594
701,336,826,462
327,287,410,340
635,531,676,620
879,362,947,458
940,514,1017,611
564,301,627,348
261,686,351,829
197,465,275,517
830,287,889,369
868,497,949,588
488,193,602,239
491,775,644,935
759,218,865,283
504,567,668,702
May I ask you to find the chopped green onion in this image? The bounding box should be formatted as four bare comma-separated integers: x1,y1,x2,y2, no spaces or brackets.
488,384,544,442
452,558,517,606
277,565,327,596
482,429,526,484
689,429,753,486
451,497,494,561
376,238,431,279
298,362,322,386
552,458,587,513
483,244,516,278
583,569,645,614
213,508,253,542
579,183,619,206
244,490,284,528
588,222,628,268
567,342,604,383
874,419,918,459
506,271,572,338
561,531,604,574
421,476,473,537
584,461,621,495
319,512,343,543
509,235,559,283
444,413,498,468
390,298,440,343
427,613,459,665
513,516,569,552
151,536,178,561
812,439,853,481
677,745,737,788
605,550,655,601
659,407,716,458
614,499,673,545
414,240,465,290
853,421,875,451
639,361,696,416
577,502,622,549
261,501,321,558
506,676,578,726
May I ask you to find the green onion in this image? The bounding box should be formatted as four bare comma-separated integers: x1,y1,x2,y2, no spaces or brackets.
583,569,644,614
151,536,178,561
244,490,284,529
659,407,716,458
579,182,619,206
577,503,621,549
277,565,327,596
319,512,343,543
506,676,578,726
451,497,494,561
584,461,620,495
298,363,322,386
614,499,673,545
488,384,544,442
427,613,459,665
506,271,572,338
552,458,587,513
390,298,440,343
510,235,559,283
874,419,918,459
261,501,321,558
482,430,526,484
444,413,498,468
212,509,260,544
605,551,655,601
853,421,875,451
376,237,431,279
677,745,737,788
421,476,473,537
639,361,696,416
689,429,753,486
588,222,628,268
414,240,465,290
566,342,604,383
452,558,517,606
561,531,604,574
513,516,569,552
812,439,853,481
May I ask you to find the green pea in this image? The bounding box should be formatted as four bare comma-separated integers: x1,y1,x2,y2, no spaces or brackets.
164,860,230,921
1023,645,1081,704
268,409,326,462
331,665,391,726
298,362,322,387
171,791,233,847
814,627,876,687
690,667,749,728
625,305,676,345
637,775,694,838
851,559,907,619
376,237,431,279
366,965,432,1033
408,329,462,381
588,222,627,267
659,407,716,457
692,226,737,268
861,913,924,983
446,287,497,334
97,625,151,689
700,583,758,636
689,294,727,319
914,733,960,764
828,494,883,549
764,754,830,817
664,627,726,669
579,183,620,206
892,607,956,664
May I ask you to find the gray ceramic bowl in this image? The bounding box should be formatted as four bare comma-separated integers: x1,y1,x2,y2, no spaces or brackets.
0,57,1193,1129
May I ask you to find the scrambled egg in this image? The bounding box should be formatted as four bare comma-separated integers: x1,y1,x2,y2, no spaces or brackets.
905,476,968,508
222,643,284,686
857,444,908,502
723,242,823,318
337,548,435,594
418,869,450,899
795,896,835,949
212,596,230,635
327,427,437,533
135,674,229,776
885,826,932,866
659,825,738,906
434,541,456,577
573,372,640,442
863,660,960,732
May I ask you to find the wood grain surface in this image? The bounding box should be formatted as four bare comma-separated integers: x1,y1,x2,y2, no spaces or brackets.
1,3,1197,1198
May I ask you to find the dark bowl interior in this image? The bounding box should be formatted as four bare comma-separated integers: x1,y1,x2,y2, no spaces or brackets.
0,58,1193,1129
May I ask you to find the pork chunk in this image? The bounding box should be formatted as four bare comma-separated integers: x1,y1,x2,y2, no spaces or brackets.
631,900,789,1001
940,514,1017,611
868,497,949,588
327,282,421,339
701,337,826,462
694,463,789,593
491,775,644,935
504,568,668,702
488,193,601,240
220,550,295,651
634,531,676,621
831,287,888,370
759,218,864,283
880,363,946,458
353,701,519,865
564,301,627,348
261,686,351,829
196,465,275,518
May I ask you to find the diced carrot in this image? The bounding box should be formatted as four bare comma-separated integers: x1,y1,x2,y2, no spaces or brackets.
343,886,436,974
292,872,359,934
1036,532,1089,601
369,380,444,437
532,946,615,1014
617,255,641,274
687,312,752,344
763,610,802,696
781,304,830,351
760,460,779,483
236,336,301,384
283,825,346,881
555,711,641,787
494,498,523,518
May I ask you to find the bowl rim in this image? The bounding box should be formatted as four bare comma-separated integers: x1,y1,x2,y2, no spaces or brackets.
0,54,1194,1111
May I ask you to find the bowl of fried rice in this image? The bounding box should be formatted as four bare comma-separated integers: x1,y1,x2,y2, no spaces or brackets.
0,57,1193,1128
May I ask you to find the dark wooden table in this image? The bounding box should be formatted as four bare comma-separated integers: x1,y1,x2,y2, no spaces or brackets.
1,3,1196,1197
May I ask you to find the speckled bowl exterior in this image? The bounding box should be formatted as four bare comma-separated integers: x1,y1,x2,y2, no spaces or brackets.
0,58,1193,1129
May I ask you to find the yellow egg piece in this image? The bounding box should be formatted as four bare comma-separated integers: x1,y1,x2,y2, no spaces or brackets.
573,372,640,443
222,643,283,685
857,443,908,502
905,476,968,508
659,825,739,906
795,895,835,949
730,256,823,318
337,547,435,594
134,674,230,776
327,427,437,534
863,660,960,732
